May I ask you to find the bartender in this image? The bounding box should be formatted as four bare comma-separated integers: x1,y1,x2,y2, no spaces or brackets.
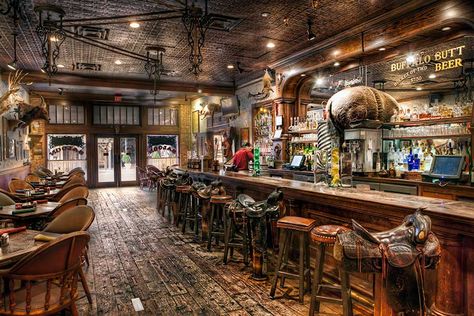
230,142,254,171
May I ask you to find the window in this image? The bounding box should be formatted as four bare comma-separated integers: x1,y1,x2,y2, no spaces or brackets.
146,135,179,170
47,134,87,177
48,105,85,124
93,105,140,125
147,107,178,126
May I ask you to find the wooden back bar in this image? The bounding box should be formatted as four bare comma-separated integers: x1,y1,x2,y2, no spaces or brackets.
182,169,474,316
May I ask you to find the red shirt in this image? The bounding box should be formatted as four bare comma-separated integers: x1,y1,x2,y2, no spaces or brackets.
233,148,254,170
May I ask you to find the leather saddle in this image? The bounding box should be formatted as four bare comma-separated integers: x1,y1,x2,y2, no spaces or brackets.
196,179,226,199
335,209,441,314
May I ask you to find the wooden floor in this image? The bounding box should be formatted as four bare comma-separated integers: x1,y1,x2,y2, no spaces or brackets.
77,187,346,315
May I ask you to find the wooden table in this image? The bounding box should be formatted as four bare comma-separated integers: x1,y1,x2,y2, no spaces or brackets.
14,189,60,201
0,230,60,267
0,202,60,221
30,181,66,189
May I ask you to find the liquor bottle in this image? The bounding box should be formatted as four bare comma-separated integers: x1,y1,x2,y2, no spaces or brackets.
407,148,414,171
253,145,261,176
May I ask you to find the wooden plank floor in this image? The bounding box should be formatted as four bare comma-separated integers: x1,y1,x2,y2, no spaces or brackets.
76,187,350,315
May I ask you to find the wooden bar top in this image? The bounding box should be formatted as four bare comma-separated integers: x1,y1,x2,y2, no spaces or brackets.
185,169,474,235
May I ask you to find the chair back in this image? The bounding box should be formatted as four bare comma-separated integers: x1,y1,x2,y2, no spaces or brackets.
1,232,89,315
25,173,40,183
48,197,88,220
36,166,53,176
8,179,34,193
48,183,82,202
43,205,95,233
59,186,89,203
0,192,15,206
63,175,86,189
67,170,86,179
0,189,21,203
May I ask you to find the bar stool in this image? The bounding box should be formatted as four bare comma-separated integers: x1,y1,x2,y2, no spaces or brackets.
175,185,192,227
207,195,233,251
181,187,199,236
270,216,316,303
160,181,175,221
223,203,252,266
309,224,352,316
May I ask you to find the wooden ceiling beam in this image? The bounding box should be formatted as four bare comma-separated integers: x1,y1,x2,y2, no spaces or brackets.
2,71,235,96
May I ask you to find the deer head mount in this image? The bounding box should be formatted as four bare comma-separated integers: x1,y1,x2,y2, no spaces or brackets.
199,102,221,120
248,68,274,100
8,95,49,131
0,70,29,116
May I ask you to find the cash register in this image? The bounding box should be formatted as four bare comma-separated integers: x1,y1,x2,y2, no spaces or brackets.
283,155,306,170
422,155,465,184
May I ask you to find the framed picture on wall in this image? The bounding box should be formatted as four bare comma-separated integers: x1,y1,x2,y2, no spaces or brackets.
240,128,249,147
192,110,200,134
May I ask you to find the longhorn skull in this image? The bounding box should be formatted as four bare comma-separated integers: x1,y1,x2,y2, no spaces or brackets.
0,70,29,116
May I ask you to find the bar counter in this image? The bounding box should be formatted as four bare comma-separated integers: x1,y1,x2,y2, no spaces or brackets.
184,168,474,316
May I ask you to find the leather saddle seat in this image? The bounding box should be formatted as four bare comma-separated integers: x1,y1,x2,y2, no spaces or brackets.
176,185,192,194
210,195,233,204
311,225,350,244
334,209,441,314
277,216,317,232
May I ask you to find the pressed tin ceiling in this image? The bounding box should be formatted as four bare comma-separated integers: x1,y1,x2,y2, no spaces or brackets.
0,0,412,88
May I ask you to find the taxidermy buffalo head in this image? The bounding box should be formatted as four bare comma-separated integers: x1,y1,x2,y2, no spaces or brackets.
9,96,49,131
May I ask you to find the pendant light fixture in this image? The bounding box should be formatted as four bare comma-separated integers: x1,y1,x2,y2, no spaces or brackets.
34,4,66,78
307,19,316,41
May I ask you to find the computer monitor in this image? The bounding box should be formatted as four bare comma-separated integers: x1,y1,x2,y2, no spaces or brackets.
428,155,464,180
290,155,305,168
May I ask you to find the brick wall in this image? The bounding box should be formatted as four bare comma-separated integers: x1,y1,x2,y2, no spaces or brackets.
179,103,192,167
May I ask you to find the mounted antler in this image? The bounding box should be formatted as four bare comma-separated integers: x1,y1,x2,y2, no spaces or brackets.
0,70,28,116
9,94,49,131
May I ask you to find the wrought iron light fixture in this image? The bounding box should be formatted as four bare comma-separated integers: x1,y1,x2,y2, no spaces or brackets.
182,0,209,76
34,4,66,78
307,19,316,41
7,32,18,70
0,0,24,24
144,46,166,98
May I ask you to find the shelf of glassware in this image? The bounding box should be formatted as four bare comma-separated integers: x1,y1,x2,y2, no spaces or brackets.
382,134,472,140
289,140,318,144
288,129,319,134
382,121,471,140
383,116,471,128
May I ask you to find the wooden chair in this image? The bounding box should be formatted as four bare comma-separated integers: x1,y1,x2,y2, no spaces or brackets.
8,179,34,193
0,189,24,203
42,206,95,304
63,175,86,189
0,232,90,315
36,166,53,176
48,184,83,202
47,197,88,221
0,192,15,206
25,173,40,183
136,167,149,190
59,186,89,203
67,170,86,179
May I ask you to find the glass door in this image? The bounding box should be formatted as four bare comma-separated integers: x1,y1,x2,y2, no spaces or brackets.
119,137,137,185
95,135,139,187
97,137,116,185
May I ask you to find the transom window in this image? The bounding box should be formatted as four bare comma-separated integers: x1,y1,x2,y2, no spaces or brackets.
48,104,85,124
93,105,140,125
147,107,178,126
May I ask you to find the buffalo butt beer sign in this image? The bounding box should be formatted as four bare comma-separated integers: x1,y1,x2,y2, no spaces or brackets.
390,45,466,86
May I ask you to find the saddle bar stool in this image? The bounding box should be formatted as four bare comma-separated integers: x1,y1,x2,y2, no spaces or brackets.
309,224,352,316
175,185,192,227
223,202,252,266
207,195,233,251
270,216,317,304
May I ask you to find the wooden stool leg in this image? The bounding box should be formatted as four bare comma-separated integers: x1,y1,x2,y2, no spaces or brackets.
340,266,353,316
242,218,249,266
175,192,182,227
193,198,200,237
298,232,305,303
223,212,231,264
310,242,326,315
207,204,215,251
280,231,292,288
305,233,311,292
270,229,287,299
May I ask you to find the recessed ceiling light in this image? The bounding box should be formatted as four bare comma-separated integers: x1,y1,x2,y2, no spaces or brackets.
40,68,45,73
428,74,436,79
334,62,340,67
441,26,451,31
300,74,306,77
227,64,234,69
57,64,65,68
129,22,140,28
316,78,324,85
416,87,422,91
378,47,386,51
7,63,16,70
333,50,340,56
261,12,270,17
115,60,123,65
197,88,202,93
49,36,59,42
266,42,275,48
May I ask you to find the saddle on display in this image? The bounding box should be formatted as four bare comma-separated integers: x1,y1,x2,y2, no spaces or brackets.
197,179,226,199
334,209,441,314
